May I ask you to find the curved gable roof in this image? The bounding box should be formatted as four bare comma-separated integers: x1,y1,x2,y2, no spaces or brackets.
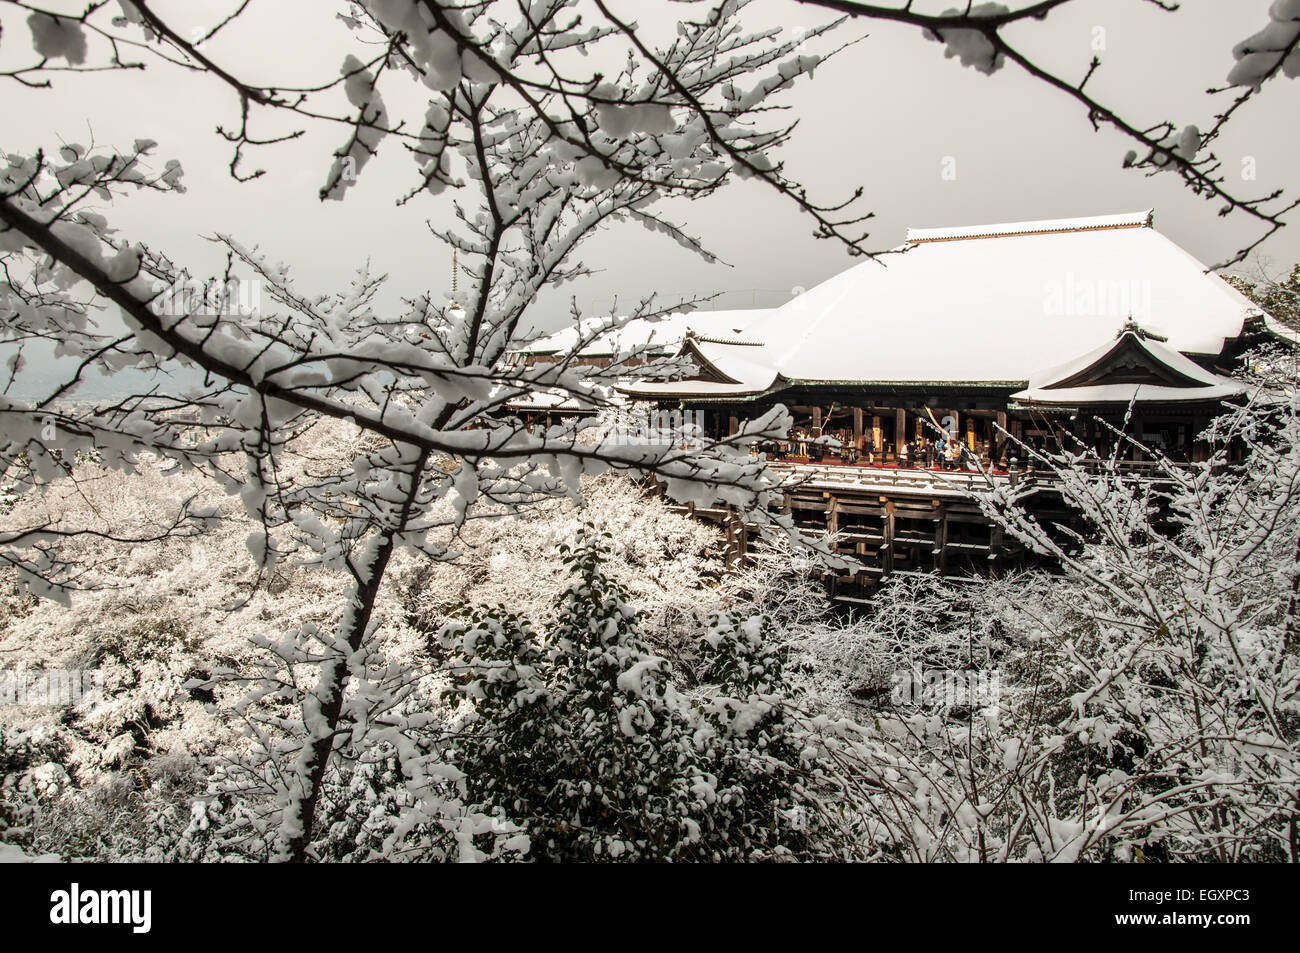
1010,327,1246,406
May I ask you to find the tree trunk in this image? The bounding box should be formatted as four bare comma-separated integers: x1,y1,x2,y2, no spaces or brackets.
277,446,432,862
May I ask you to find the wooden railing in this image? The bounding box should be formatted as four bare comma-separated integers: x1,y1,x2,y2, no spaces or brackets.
771,461,1016,494
770,457,1200,494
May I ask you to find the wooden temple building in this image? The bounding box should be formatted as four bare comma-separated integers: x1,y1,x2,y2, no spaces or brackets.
512,211,1294,590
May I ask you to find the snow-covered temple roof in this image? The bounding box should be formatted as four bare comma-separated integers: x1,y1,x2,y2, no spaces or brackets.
494,385,605,413
1009,326,1246,407
511,308,761,358
623,210,1268,401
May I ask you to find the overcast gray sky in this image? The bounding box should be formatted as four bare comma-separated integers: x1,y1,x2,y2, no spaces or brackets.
4,0,1299,345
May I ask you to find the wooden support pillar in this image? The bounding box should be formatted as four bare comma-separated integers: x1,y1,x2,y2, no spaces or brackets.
827,495,839,536
724,511,750,568
995,411,1008,464
853,407,864,449
1192,420,1210,463
966,416,976,451
812,405,823,434
728,414,739,436
894,408,906,454
934,502,948,574
882,498,895,574
871,415,882,452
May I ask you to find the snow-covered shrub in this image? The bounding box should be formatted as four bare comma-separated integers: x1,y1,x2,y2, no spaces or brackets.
0,724,68,852
786,570,1004,717
440,528,834,861
440,528,712,860
23,751,206,862
693,612,830,859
